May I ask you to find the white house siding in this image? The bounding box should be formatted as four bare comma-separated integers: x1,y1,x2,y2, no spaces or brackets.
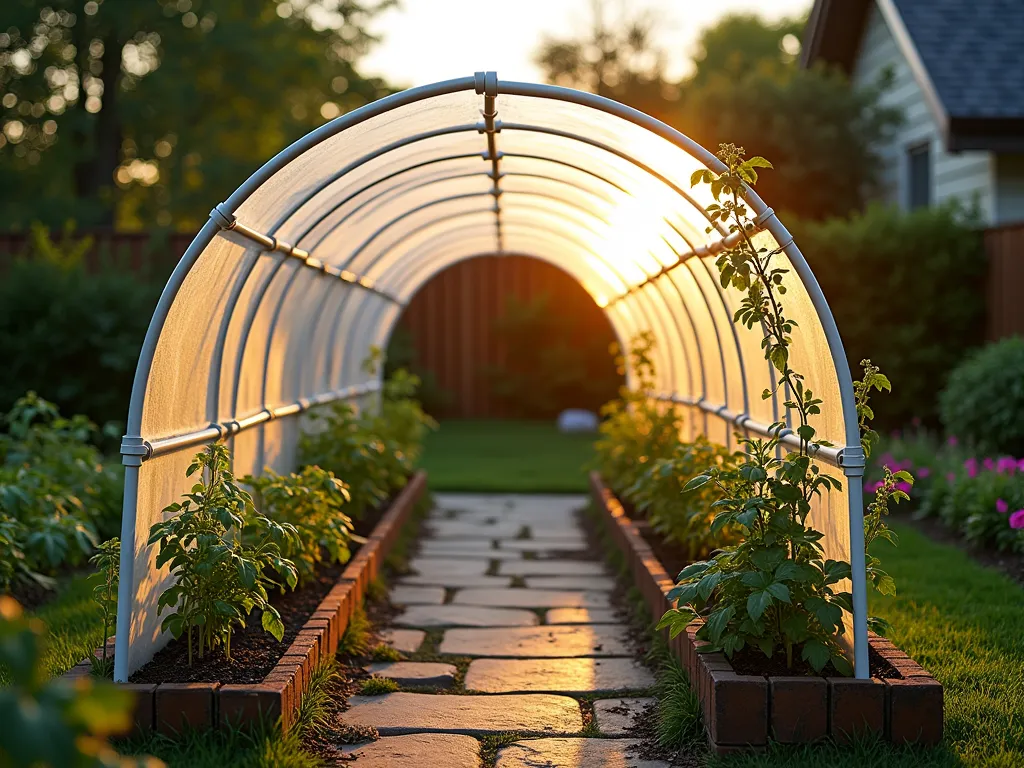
994,155,1024,225
851,1,995,223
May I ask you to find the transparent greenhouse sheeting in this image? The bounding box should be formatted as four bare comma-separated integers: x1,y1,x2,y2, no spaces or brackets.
116,74,867,681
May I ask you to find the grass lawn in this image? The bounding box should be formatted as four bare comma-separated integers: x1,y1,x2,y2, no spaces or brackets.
419,419,595,493
0,573,104,685
711,521,1024,767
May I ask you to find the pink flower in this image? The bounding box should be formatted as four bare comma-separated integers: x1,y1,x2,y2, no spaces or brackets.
947,472,956,484
863,481,875,494
947,435,959,447
918,467,931,478
983,458,995,472
998,457,1018,475
896,481,913,495
1010,510,1024,530
997,498,1010,514
965,458,978,478
1018,458,1024,472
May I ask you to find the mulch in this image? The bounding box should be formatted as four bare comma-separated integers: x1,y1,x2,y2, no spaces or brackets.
728,641,901,679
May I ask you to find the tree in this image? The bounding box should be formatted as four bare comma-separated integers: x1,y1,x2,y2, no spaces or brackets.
0,0,394,231
534,0,679,123
534,5,901,221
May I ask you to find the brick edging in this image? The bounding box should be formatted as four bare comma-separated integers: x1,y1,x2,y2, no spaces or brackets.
588,471,943,752
63,470,428,736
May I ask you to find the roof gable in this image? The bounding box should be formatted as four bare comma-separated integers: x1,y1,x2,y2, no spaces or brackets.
802,0,1024,151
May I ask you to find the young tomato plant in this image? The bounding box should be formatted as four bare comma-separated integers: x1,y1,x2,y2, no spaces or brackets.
594,331,684,495
245,465,355,585
88,537,119,679
148,444,299,665
626,436,739,562
658,146,902,674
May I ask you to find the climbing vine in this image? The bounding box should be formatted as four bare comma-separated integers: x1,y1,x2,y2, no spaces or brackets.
657,145,907,673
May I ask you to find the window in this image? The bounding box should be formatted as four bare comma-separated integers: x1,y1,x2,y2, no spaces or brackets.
907,143,931,209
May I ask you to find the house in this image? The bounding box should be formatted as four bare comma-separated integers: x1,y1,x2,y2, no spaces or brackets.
801,0,1024,225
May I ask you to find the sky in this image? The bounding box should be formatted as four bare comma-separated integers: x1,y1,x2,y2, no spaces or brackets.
360,0,812,89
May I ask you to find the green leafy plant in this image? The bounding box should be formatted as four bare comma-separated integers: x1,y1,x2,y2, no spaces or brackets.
300,356,435,518
658,146,900,673
0,393,124,589
244,465,355,585
594,331,684,494
0,596,155,767
939,337,1024,457
148,445,299,665
626,436,738,562
89,538,120,679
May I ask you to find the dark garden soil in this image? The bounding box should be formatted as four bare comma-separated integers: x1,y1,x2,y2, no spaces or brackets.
629,701,702,767
130,560,346,685
130,499,398,685
899,511,1024,589
612,495,693,579
728,642,901,679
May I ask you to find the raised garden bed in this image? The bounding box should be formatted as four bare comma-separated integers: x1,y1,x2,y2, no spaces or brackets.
62,470,427,736
589,470,944,753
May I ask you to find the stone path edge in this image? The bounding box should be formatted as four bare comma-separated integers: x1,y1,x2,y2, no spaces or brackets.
61,470,429,738
587,471,944,753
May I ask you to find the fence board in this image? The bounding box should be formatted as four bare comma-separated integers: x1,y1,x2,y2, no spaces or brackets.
984,223,1024,341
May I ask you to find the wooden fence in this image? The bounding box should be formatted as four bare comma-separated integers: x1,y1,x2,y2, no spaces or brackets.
984,223,1024,340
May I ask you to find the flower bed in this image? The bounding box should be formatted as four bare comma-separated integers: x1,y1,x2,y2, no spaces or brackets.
590,471,944,753
61,470,426,736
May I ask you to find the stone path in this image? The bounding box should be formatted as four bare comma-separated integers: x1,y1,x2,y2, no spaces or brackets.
341,493,669,767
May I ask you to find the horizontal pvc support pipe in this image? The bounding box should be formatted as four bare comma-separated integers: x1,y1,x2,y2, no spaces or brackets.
603,223,762,308
652,393,850,468
211,207,403,306
121,381,381,465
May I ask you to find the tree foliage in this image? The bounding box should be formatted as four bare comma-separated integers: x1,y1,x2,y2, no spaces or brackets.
0,0,393,230
534,3,901,220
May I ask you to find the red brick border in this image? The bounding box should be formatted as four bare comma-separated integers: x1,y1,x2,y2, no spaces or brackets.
589,471,944,752
63,470,427,736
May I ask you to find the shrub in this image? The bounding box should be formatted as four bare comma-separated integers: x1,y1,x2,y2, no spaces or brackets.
939,337,1024,457
148,445,299,665
0,393,123,590
245,465,355,585
482,292,620,418
0,231,163,431
795,203,986,429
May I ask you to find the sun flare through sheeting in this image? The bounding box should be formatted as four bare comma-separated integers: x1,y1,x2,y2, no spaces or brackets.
114,72,869,681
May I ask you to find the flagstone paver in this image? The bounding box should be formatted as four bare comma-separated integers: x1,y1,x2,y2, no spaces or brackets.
408,558,492,578
342,692,583,735
426,521,525,539
465,658,655,694
439,624,632,657
340,734,480,767
499,539,588,553
526,576,617,591
454,588,612,609
380,628,425,654
499,560,607,577
366,661,458,688
398,574,512,588
357,494,661,755
593,697,657,736
495,738,670,767
395,605,540,628
546,607,620,624
389,585,446,606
